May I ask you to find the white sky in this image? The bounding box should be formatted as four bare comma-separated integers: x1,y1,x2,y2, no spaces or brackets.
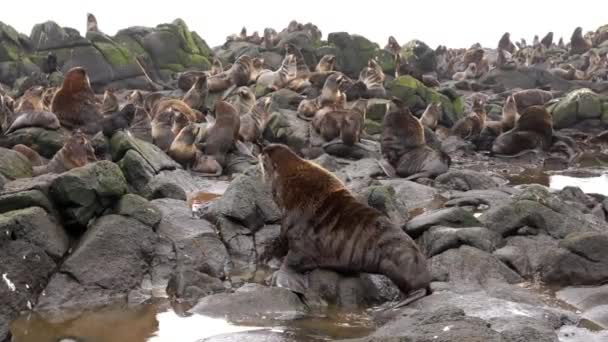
3,0,608,49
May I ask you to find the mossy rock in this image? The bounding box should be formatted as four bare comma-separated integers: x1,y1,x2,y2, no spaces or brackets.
552,88,603,129
114,193,162,228
601,100,608,124
0,127,64,159
0,190,55,215
93,40,133,67
387,75,465,126
110,131,179,173
400,40,436,74
366,98,391,122
0,147,32,180
327,32,380,78
117,149,156,194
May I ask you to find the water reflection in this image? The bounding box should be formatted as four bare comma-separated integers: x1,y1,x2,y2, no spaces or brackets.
550,174,608,196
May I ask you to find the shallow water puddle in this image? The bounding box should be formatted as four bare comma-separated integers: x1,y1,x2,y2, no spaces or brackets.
508,168,608,196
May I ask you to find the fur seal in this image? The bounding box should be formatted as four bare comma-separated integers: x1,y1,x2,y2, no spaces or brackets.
101,89,119,114
86,13,99,32
498,32,516,54
450,99,486,139
492,105,553,155
501,95,520,131
229,86,256,115
570,27,592,55
200,101,240,167
101,104,136,137
315,54,336,72
419,103,442,130
210,57,223,76
12,144,44,166
512,89,553,110
33,130,97,176
381,99,450,179
168,123,202,168
240,96,273,143
191,154,223,176
208,55,263,94
14,86,45,113
51,67,102,134
263,28,279,49
42,52,58,74
385,36,401,56
541,32,554,49
358,58,386,98
262,143,432,298
297,73,344,120
452,63,477,81
42,87,56,111
183,75,209,113
177,71,208,92
171,112,190,136
6,111,60,134
256,54,297,91
154,99,201,123
151,110,176,152
339,99,367,146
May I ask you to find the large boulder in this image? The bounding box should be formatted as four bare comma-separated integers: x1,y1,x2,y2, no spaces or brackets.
400,39,437,74
0,22,40,86
479,66,573,91
551,88,605,128
323,32,395,78
0,147,32,180
49,161,127,228
0,127,64,159
405,207,481,238
387,75,465,126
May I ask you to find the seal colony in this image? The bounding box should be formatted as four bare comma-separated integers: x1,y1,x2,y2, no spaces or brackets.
3,14,608,313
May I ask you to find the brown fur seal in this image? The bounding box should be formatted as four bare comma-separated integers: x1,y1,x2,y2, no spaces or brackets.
171,112,190,136
256,54,297,91
154,99,201,123
191,154,223,176
452,63,477,81
512,89,553,110
151,110,176,152
262,143,432,298
297,73,344,120
570,27,592,55
492,105,553,155
315,54,336,72
168,123,202,168
51,67,102,134
6,111,60,134
183,75,209,113
200,101,240,167
208,55,262,93
101,104,136,137
228,86,256,115
381,99,450,179
385,36,401,56
419,103,442,130
239,96,273,143
501,95,520,131
450,99,486,139
12,144,44,166
15,86,45,113
33,130,97,176
86,13,99,32
498,32,516,54
101,89,119,114
177,71,208,92
339,99,367,146
541,32,554,49
358,58,386,98
210,57,223,76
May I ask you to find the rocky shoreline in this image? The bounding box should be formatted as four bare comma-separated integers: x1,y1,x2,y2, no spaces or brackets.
1,17,608,342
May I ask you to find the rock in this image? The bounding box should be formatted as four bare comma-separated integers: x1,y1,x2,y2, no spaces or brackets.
0,207,68,259
0,189,55,215
387,75,465,126
166,266,225,302
0,127,65,159
379,179,441,211
400,39,437,74
111,131,179,173
199,331,289,342
352,306,503,342
188,284,307,323
557,285,608,328
419,226,503,257
0,147,32,180
434,170,502,191
480,67,572,92
0,22,40,85
117,149,156,193
553,88,603,128
360,185,409,227
405,207,481,238
143,169,229,200
262,109,312,155
49,161,127,228
326,32,379,79
444,189,514,208
203,167,280,231
430,246,523,285
335,159,384,191
114,194,162,228
0,240,56,341
365,98,391,122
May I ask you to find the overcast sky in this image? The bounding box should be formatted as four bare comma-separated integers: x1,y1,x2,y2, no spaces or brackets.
3,0,608,49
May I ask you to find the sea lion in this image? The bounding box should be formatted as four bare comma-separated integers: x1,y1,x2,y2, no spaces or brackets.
492,105,553,155
541,32,554,49
452,63,477,81
101,89,119,114
168,123,202,168
315,54,336,72
151,110,176,152
14,86,45,113
498,32,516,54
256,54,297,91
419,102,442,130
101,103,136,137
183,75,209,113
570,27,592,55
51,67,102,134
381,99,450,179
450,99,486,139
239,96,273,143
262,143,432,299
12,144,44,166
200,101,240,167
86,13,99,32
228,86,256,115
5,111,60,134
33,130,96,176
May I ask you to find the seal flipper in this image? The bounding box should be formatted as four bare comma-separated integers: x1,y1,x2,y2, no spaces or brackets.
271,263,309,296
388,286,432,310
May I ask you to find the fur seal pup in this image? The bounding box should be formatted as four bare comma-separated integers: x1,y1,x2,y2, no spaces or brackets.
200,101,240,167
168,123,202,168
101,89,119,114
171,112,190,136
14,86,45,113
5,111,60,134
101,104,136,137
450,99,486,139
381,99,450,179
498,32,516,54
177,71,208,92
262,143,432,299
452,63,477,81
151,110,176,152
256,54,297,91
51,67,102,134
239,96,273,143
570,27,592,55
492,105,553,155
339,99,367,146
183,75,209,113
228,86,256,115
419,103,442,130
86,13,99,32
33,130,96,176
297,73,344,120
154,99,201,123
